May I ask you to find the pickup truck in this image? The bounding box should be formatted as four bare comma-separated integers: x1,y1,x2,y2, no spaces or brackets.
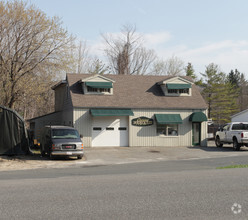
215,122,248,151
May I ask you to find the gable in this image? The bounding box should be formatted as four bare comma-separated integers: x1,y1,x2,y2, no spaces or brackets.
160,76,193,85
81,74,115,83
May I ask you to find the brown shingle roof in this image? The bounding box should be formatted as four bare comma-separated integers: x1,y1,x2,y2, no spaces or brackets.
67,73,207,110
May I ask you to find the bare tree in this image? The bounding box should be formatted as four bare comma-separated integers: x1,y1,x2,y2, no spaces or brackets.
88,58,110,75
68,40,93,74
0,0,74,110
151,55,185,76
102,24,156,75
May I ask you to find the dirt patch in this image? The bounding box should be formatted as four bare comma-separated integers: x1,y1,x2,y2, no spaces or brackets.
148,150,160,153
0,154,86,171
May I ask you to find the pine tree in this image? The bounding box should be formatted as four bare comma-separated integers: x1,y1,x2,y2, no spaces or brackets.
201,63,239,124
211,82,239,124
185,62,196,80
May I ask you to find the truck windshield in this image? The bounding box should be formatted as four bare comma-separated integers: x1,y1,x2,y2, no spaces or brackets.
232,124,248,130
51,129,80,139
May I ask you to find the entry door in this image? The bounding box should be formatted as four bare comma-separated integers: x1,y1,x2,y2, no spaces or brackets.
192,122,201,146
92,116,128,147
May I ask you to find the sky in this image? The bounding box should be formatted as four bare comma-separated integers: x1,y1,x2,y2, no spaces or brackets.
29,0,248,78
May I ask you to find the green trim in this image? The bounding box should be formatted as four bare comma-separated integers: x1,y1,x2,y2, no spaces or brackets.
189,112,207,122
90,109,134,117
85,82,112,89
166,83,191,90
155,114,183,124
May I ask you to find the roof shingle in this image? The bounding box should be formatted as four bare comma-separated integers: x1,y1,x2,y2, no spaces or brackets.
66,73,207,110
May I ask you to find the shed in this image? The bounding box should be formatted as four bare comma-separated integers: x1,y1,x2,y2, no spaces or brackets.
0,105,29,155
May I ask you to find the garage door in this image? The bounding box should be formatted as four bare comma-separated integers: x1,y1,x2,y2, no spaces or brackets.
92,116,129,147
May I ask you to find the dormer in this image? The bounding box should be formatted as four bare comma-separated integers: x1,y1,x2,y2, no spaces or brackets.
80,75,115,95
158,76,193,97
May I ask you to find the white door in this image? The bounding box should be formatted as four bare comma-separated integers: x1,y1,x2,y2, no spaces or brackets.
92,116,129,147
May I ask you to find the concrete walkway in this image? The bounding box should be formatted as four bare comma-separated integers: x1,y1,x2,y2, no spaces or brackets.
1,141,248,171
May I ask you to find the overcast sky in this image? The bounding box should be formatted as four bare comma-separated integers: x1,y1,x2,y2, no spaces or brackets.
30,0,248,78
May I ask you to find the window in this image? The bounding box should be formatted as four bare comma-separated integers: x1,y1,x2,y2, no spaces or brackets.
168,88,189,94
165,83,191,96
93,127,102,131
87,87,98,93
157,124,178,136
119,127,127,131
222,124,230,131
99,88,110,93
106,127,114,130
87,87,111,94
168,89,178,94
232,123,248,130
52,129,80,139
179,88,189,94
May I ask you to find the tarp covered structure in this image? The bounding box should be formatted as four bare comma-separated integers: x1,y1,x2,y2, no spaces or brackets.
0,105,29,155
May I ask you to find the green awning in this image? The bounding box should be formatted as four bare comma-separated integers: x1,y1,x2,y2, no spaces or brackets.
85,82,112,89
189,112,208,122
155,114,183,124
166,83,191,90
90,109,134,117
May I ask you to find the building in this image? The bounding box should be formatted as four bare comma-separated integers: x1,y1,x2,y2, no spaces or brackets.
231,109,248,122
29,73,208,147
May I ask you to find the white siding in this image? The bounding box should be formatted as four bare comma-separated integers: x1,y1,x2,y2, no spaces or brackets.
72,108,208,147
73,108,92,147
231,110,248,122
129,109,208,147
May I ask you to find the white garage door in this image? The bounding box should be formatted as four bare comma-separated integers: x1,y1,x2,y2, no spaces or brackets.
92,116,129,147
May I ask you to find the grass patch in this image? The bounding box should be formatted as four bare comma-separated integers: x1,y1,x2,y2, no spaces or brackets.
30,149,41,155
217,164,248,169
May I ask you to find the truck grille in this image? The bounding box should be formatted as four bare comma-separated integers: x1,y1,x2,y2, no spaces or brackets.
62,144,76,150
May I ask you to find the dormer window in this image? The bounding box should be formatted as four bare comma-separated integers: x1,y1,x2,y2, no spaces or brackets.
165,83,191,96
158,76,193,97
84,81,113,95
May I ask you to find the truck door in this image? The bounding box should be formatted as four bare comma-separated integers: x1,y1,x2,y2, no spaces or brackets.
225,124,232,142
219,124,229,142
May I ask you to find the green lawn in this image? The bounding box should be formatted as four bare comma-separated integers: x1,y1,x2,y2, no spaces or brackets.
216,164,248,169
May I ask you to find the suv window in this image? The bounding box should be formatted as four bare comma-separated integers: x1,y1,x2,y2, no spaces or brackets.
51,129,80,139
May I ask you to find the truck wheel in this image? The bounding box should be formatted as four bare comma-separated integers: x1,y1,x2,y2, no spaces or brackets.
40,146,46,157
48,150,53,159
41,150,46,157
77,155,83,159
233,139,241,151
215,136,223,147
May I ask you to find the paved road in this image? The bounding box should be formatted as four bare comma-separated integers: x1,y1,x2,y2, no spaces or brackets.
1,156,248,220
